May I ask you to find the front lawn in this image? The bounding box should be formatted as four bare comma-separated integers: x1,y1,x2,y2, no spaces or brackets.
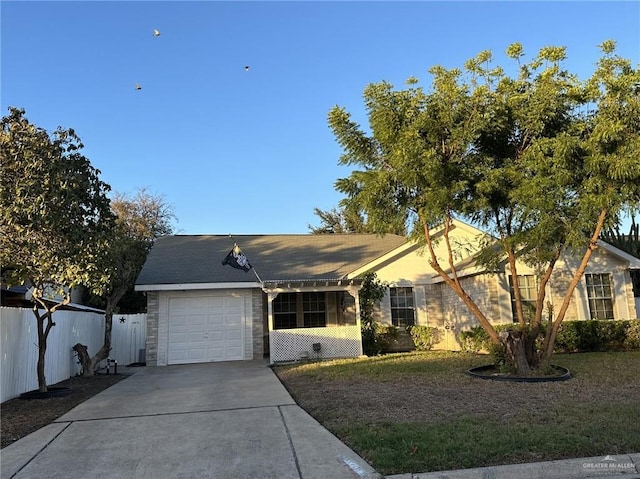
273,351,640,475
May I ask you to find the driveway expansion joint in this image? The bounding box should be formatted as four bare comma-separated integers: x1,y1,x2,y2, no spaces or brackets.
7,422,72,479
53,403,293,423
278,405,303,479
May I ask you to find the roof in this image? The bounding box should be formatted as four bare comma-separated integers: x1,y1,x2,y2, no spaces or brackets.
135,234,408,287
597,240,640,268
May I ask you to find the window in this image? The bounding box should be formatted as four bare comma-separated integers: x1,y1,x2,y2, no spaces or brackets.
303,292,326,328
273,293,297,329
509,275,538,323
585,273,614,320
390,287,415,327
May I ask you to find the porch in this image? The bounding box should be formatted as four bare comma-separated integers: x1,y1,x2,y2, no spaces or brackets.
262,279,364,363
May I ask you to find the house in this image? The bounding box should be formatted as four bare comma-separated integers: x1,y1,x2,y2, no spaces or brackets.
135,220,640,366
0,283,104,313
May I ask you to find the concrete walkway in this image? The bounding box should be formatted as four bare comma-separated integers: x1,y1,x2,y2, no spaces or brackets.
1,361,379,479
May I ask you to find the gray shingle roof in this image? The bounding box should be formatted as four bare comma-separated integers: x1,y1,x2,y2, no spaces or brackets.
135,234,408,286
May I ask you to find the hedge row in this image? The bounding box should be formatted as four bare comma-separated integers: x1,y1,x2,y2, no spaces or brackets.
459,319,640,354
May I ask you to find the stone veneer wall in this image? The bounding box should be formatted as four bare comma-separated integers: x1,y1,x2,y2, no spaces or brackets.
251,289,264,358
145,291,159,366
622,270,638,318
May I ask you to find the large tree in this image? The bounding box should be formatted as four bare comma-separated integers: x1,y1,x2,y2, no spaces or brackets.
74,189,175,375
328,42,640,374
309,206,366,234
0,107,114,392
309,205,406,235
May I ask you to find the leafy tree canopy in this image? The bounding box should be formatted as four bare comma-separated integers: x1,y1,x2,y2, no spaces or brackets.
88,188,176,312
1,107,114,296
328,41,640,373
76,188,175,376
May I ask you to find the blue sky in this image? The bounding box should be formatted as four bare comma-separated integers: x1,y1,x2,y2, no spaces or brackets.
2,1,639,235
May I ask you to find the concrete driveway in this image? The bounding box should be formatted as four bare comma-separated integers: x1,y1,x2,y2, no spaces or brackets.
1,361,379,479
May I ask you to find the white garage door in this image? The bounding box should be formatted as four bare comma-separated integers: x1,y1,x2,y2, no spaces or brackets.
168,294,245,364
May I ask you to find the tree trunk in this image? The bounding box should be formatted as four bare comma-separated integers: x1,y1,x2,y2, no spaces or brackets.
72,343,91,375
36,315,48,392
500,330,531,376
30,288,69,391
86,311,114,376
74,312,114,377
32,306,54,392
505,245,526,327
541,209,607,361
525,251,560,367
523,333,539,370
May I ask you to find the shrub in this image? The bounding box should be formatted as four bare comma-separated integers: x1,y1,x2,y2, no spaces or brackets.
375,324,399,354
363,324,399,356
574,320,603,351
361,325,378,356
459,326,490,353
359,272,389,356
407,325,441,351
625,320,640,349
459,319,640,354
598,320,629,350
554,322,580,352
459,324,522,353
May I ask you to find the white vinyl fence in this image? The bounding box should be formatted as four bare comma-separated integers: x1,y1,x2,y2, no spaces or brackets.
0,307,146,402
110,313,147,365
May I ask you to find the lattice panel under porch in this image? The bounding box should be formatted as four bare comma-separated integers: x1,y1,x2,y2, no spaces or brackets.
270,325,362,363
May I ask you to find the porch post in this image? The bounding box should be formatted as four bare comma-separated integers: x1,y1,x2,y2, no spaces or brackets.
348,285,363,356
267,292,278,364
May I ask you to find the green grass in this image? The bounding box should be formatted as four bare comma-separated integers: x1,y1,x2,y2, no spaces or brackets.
334,402,640,474
275,350,640,475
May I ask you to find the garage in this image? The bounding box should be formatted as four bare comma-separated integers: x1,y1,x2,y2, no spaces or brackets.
167,293,245,364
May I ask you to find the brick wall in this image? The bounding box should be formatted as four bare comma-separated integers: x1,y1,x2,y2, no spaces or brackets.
547,270,579,320
423,284,444,326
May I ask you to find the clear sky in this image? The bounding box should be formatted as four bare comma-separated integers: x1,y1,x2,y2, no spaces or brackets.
2,1,639,235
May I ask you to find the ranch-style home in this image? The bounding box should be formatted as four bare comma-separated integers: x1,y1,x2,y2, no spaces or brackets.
135,220,640,366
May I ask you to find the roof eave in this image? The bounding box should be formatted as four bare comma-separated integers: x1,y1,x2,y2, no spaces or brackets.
135,282,262,291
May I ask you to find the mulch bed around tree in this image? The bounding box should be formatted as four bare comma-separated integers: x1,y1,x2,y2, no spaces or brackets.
1,374,128,448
